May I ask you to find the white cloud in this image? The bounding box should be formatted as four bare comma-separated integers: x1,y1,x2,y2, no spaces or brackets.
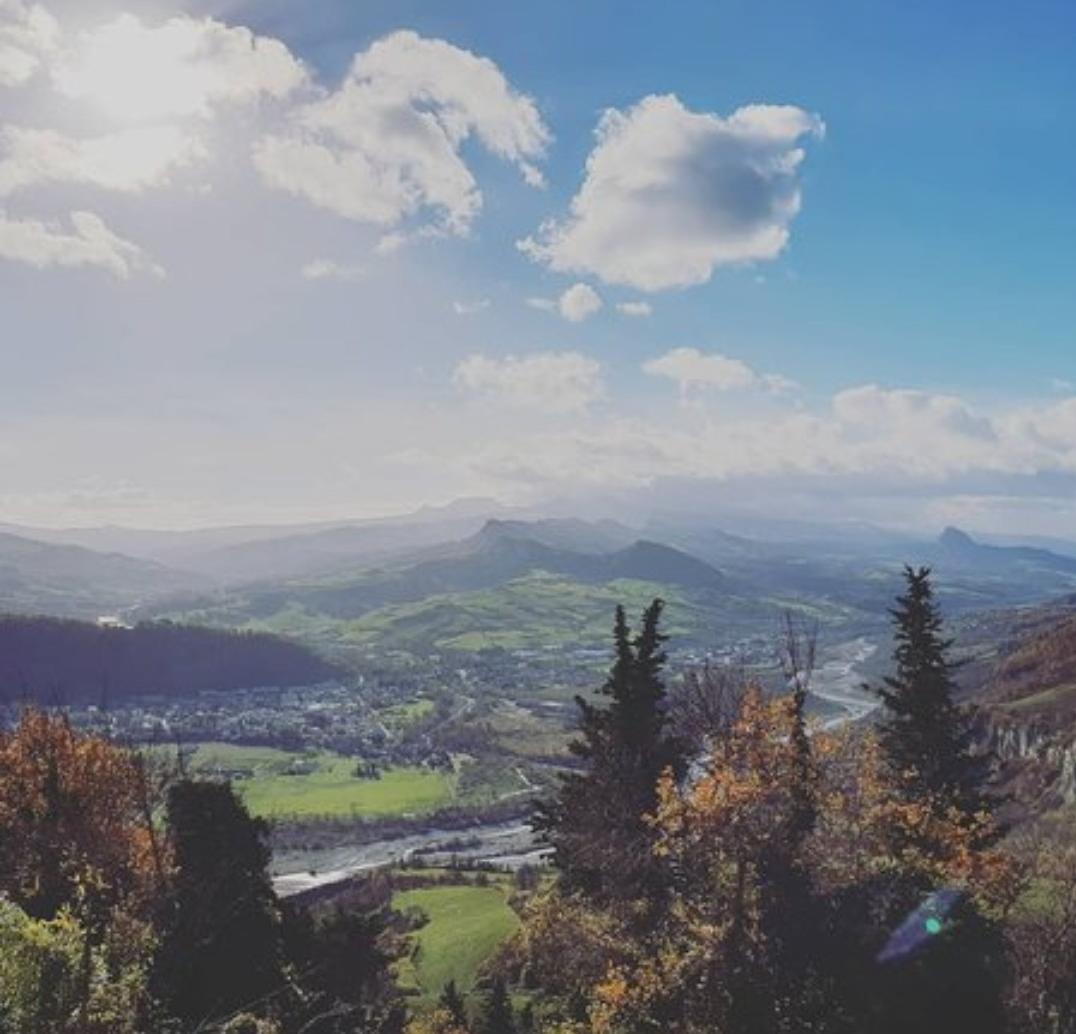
1051,377,1074,393
526,282,603,322
452,298,490,315
0,0,57,88
51,13,308,123
301,258,365,282
456,387,1076,504
254,30,548,234
0,125,203,195
453,351,604,413
617,300,652,318
519,94,823,291
374,231,408,255
644,347,795,396
558,282,602,322
833,385,995,439
0,208,163,278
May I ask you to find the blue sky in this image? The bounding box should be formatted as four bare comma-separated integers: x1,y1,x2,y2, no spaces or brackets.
1,0,1074,530
227,0,1076,397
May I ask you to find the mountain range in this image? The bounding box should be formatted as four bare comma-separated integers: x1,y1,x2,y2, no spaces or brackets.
5,502,1076,657
0,530,202,618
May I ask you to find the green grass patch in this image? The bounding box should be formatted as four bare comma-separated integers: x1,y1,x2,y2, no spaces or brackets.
239,760,454,818
381,698,437,725
178,742,298,771
341,573,704,654
394,882,520,1003
168,742,456,818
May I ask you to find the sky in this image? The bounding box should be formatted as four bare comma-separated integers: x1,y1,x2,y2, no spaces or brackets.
1,0,1075,533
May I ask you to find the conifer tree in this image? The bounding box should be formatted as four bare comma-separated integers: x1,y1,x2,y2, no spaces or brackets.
152,780,285,1025
438,980,468,1028
533,600,685,903
477,978,515,1034
875,566,984,814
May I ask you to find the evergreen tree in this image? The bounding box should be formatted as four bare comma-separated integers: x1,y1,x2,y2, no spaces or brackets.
477,978,515,1034
152,780,285,1026
533,600,685,903
282,899,403,1034
438,980,468,1028
874,566,984,814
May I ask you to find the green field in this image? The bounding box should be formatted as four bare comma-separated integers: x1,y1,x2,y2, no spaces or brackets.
341,573,706,653
394,881,520,1003
177,742,455,818
381,697,437,725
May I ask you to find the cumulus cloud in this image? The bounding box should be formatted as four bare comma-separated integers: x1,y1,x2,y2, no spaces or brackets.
0,0,57,87
833,385,995,440
301,258,365,282
0,125,203,195
254,30,549,234
0,208,163,278
617,300,652,318
453,351,604,413
519,94,823,291
644,347,796,396
0,16,549,276
456,387,1076,504
0,13,305,216
527,282,603,322
51,13,308,123
557,282,602,322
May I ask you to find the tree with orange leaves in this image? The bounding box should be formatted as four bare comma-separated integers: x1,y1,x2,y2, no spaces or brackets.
0,708,165,924
0,709,170,1031
571,685,1019,1034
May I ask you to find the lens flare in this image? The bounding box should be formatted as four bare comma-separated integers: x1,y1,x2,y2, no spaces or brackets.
877,888,964,965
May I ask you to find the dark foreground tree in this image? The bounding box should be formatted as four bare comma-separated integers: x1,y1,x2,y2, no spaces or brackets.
152,780,286,1026
438,980,468,1028
477,977,515,1034
282,892,404,1034
874,566,985,815
533,600,686,904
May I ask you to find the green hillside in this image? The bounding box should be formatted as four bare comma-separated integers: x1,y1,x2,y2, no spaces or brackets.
162,569,862,658
341,573,709,652
394,881,520,1003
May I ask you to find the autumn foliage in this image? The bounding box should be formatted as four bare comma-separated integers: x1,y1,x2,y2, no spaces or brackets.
505,587,1035,1034
0,709,165,922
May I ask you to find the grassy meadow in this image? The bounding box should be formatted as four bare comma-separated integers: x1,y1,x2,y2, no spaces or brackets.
176,742,455,818
394,879,520,1004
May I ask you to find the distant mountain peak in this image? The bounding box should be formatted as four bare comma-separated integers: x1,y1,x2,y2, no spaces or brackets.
468,517,638,557
939,526,977,547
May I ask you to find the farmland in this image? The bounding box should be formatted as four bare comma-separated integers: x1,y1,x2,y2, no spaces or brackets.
178,742,456,818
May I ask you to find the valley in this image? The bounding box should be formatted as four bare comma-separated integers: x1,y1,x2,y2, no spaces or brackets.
4,504,1076,1033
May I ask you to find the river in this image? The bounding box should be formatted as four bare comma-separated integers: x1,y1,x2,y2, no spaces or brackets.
272,637,879,897
810,635,879,728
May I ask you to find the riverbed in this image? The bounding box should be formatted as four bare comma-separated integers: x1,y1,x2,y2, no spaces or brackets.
272,637,880,897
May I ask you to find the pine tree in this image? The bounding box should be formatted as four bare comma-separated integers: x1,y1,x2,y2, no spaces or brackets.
439,979,468,1028
874,566,984,814
151,780,286,1024
477,978,515,1034
533,600,685,903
